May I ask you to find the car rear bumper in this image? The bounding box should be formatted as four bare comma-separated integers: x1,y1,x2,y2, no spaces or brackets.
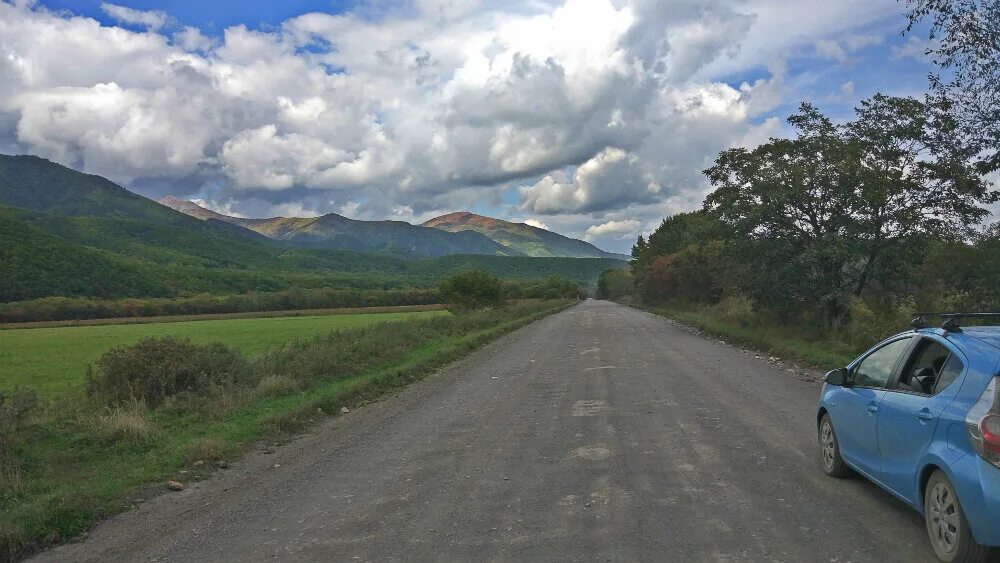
950,454,1000,546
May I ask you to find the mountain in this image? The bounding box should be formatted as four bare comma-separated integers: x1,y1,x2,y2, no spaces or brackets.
1,155,193,225
0,155,626,302
160,197,522,258
423,211,628,259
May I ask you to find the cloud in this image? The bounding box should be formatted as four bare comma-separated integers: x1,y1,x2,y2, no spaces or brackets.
585,219,641,238
520,148,660,214
523,219,549,230
815,34,882,63
100,2,169,30
891,36,933,61
0,0,919,250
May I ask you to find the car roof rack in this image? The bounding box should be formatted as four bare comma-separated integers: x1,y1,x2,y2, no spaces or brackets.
911,312,1000,332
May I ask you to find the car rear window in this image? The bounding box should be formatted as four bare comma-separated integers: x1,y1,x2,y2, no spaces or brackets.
896,338,964,395
934,354,964,394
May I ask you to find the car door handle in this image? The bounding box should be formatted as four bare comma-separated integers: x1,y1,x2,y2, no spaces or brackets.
916,409,934,421
866,405,878,414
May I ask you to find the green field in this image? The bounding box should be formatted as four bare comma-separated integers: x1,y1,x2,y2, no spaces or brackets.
0,310,449,397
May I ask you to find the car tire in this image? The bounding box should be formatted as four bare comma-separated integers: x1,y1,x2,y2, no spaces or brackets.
924,470,994,562
818,414,852,478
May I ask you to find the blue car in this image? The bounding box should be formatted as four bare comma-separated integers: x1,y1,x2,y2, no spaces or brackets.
817,313,1000,562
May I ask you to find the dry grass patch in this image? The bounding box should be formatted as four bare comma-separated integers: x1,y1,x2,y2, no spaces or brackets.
255,375,301,398
96,401,157,444
184,437,226,464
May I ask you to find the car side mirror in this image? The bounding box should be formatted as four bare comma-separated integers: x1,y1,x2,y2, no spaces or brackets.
825,367,852,387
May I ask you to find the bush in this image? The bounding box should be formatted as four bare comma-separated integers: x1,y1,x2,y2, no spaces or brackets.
85,337,253,407
843,296,915,351
0,389,38,458
706,293,757,327
439,270,504,310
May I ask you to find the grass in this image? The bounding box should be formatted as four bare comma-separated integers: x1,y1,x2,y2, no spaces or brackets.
0,300,572,560
0,304,448,329
0,310,449,397
632,302,860,370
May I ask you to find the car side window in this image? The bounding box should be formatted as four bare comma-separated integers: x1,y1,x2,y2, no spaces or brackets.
853,338,911,389
933,354,964,395
895,339,952,395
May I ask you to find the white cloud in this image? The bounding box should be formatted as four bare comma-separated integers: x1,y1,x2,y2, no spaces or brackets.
190,198,245,218
892,36,933,61
0,0,917,246
520,148,660,214
523,219,549,230
585,219,641,238
173,26,215,51
100,2,169,30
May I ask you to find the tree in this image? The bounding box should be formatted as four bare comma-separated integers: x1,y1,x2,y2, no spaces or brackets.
438,270,504,310
703,103,860,318
903,0,1000,171
704,97,995,320
845,94,995,295
629,211,727,297
642,243,726,305
596,269,633,299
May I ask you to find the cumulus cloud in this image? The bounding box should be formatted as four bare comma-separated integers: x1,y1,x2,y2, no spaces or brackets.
520,148,660,214
585,219,641,238
523,219,549,230
0,0,919,252
100,2,169,30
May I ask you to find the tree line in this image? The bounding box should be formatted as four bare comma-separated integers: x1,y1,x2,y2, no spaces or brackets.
616,1,1000,327
625,94,998,329
0,275,585,323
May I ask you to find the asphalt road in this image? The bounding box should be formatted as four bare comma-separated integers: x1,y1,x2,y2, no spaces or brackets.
36,300,935,562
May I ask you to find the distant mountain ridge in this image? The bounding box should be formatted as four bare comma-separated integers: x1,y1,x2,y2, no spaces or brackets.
160,198,520,258
423,211,627,259
163,199,625,259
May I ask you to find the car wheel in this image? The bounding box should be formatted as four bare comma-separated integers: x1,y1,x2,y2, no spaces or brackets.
924,470,993,562
818,414,852,478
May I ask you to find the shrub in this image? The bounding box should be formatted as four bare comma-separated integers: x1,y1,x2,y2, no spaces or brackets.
844,296,915,351
0,389,38,458
85,337,253,407
439,269,504,310
707,293,757,327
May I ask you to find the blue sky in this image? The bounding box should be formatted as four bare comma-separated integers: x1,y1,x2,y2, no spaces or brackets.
0,0,947,252
41,0,359,31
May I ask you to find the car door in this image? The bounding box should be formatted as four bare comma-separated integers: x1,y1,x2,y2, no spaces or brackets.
833,337,913,479
877,338,966,502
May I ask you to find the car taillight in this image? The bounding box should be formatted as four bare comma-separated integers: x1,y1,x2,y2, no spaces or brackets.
984,415,1000,453
967,377,1000,468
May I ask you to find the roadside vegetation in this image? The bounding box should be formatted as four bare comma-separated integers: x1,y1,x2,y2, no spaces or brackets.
617,92,999,369
0,269,573,560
